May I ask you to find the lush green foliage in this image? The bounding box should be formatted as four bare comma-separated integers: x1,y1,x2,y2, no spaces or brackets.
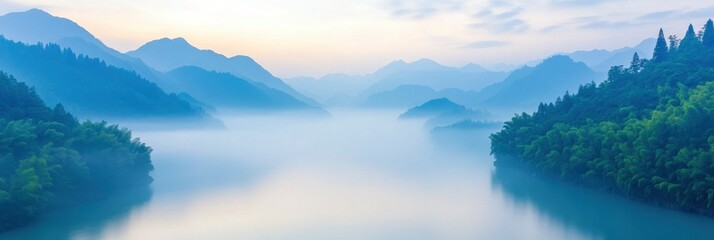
0,72,153,230
653,28,669,62
491,21,714,215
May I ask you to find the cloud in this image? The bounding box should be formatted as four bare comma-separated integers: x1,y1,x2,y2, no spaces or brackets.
550,0,612,7
384,0,464,20
637,10,678,21
575,5,714,30
675,5,714,19
470,3,529,33
581,20,632,29
488,7,524,19
381,0,532,33
470,18,529,33
463,40,510,49
540,25,562,33
634,7,711,24
489,0,514,7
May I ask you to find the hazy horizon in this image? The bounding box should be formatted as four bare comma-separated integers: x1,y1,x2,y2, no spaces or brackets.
2,1,714,238
0,0,711,78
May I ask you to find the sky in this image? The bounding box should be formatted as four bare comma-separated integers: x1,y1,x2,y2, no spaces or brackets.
0,0,712,78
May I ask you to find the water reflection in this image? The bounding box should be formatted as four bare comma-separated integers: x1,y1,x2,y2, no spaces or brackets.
0,187,152,240
428,127,498,155
491,167,714,240
2,111,713,239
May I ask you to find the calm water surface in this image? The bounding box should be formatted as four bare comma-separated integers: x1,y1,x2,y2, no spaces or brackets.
1,110,713,240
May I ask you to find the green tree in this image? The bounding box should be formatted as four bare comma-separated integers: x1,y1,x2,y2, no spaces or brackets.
0,72,154,230
653,28,669,62
679,24,702,51
630,52,642,73
491,20,714,216
703,19,714,47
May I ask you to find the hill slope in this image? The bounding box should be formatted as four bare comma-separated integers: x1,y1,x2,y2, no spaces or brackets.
490,21,714,216
0,72,153,230
0,36,205,119
164,66,313,110
400,98,490,128
126,38,320,106
400,98,469,119
0,9,171,88
566,38,656,72
482,55,603,109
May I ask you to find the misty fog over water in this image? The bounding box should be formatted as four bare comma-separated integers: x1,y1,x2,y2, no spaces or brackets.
2,110,713,240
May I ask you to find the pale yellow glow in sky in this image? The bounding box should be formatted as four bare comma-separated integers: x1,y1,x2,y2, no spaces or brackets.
0,0,712,77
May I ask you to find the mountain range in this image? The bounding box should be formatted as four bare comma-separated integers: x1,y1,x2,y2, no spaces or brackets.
480,55,603,109
286,59,509,106
565,38,656,72
0,9,169,87
126,37,320,107
0,9,323,115
0,8,657,118
287,37,654,110
368,55,605,113
359,59,508,95
165,66,316,110
0,36,205,119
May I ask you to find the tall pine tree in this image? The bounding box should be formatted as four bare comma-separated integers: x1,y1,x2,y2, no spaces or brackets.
704,19,714,47
630,52,642,73
653,28,669,62
679,23,701,50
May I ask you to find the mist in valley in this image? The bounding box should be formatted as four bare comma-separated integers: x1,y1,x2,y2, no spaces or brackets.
2,2,714,240
2,110,713,240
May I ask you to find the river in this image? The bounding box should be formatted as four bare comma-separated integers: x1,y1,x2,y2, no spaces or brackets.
1,110,713,240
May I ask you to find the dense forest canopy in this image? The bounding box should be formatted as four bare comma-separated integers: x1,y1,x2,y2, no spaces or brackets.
0,72,153,230
0,35,205,118
491,20,714,215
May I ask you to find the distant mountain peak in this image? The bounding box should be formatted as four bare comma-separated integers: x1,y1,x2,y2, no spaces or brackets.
413,58,439,65
229,54,256,62
424,97,455,105
384,59,407,67
127,35,321,107
634,38,656,52
0,8,102,47
540,55,576,65
374,58,452,77
144,37,194,48
170,37,192,46
23,8,52,16
460,63,488,73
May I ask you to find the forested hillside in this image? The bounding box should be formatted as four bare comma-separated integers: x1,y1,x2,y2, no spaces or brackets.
0,72,154,230
491,20,714,215
0,36,205,118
